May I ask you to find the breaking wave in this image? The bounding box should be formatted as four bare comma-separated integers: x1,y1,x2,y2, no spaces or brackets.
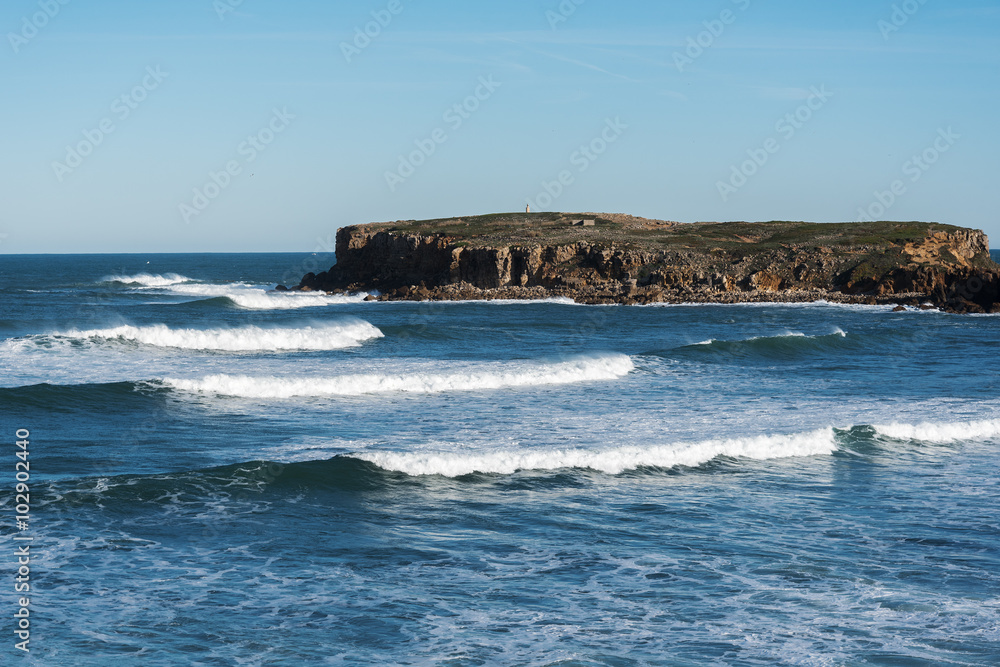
354,428,838,476
97,274,369,310
874,418,1000,444
102,273,192,287
38,320,384,352
161,354,634,398
165,283,369,310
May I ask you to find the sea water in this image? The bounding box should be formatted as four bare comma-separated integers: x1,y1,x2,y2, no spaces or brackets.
1,253,999,665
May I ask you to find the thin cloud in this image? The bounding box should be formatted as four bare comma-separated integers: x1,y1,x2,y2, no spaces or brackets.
501,38,642,84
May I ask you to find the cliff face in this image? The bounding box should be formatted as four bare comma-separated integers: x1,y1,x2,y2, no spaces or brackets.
296,214,1000,313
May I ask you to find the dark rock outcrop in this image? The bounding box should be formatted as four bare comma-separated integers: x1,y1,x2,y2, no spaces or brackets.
294,213,1000,313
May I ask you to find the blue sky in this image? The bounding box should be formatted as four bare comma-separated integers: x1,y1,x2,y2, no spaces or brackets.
1,0,998,252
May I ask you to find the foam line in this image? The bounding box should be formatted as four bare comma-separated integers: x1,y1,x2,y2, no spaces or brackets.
53,321,383,352
355,428,838,476
103,273,191,287
162,354,635,398
165,283,368,310
874,418,1000,443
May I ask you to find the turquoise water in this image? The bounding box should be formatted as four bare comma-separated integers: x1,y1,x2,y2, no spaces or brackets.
2,253,999,665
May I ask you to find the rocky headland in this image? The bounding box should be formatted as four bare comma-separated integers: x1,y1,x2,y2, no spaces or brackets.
289,212,1000,313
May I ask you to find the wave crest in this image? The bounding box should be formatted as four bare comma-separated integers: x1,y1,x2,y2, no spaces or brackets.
677,329,849,359
162,354,634,398
166,284,369,310
355,428,838,476
48,320,384,352
874,418,1000,443
693,329,846,347
102,273,191,287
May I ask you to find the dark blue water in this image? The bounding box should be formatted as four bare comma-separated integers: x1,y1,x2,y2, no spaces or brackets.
2,254,999,665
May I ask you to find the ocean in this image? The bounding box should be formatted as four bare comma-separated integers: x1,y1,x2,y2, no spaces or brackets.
2,252,999,666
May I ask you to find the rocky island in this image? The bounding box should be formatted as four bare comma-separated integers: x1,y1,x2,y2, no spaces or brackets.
289,213,1000,313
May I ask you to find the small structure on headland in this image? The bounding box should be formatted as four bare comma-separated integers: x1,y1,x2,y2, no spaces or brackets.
571,219,596,227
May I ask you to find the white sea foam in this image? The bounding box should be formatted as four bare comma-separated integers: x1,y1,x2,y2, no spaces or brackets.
52,321,383,352
165,283,370,310
429,297,580,306
874,418,1000,443
103,273,192,287
162,354,634,398
487,297,578,306
645,300,899,312
354,427,837,476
